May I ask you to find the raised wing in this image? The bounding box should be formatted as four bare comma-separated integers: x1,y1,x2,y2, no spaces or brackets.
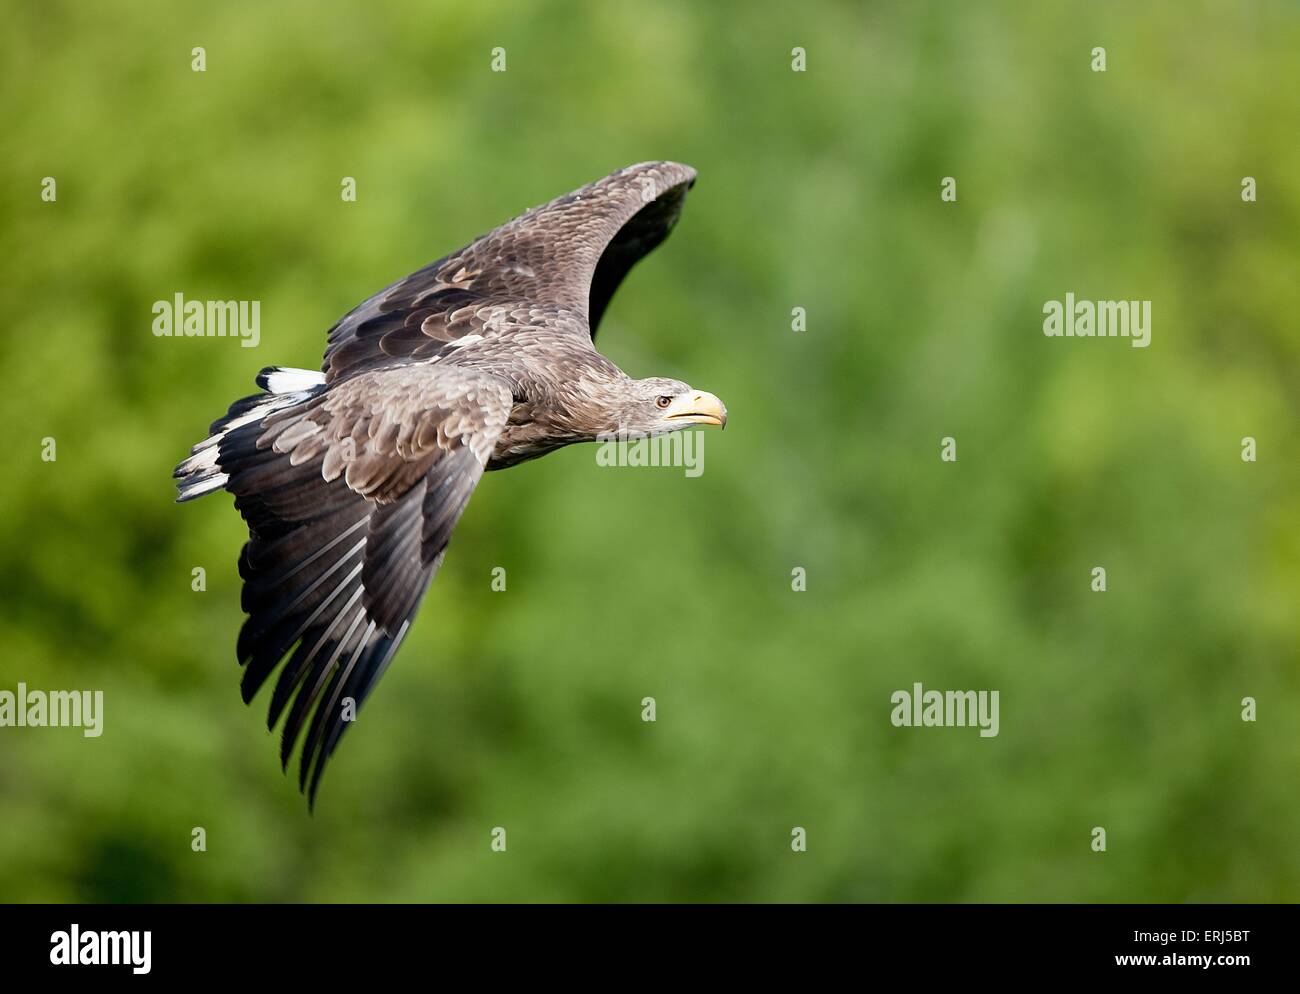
175,365,513,803
323,161,696,383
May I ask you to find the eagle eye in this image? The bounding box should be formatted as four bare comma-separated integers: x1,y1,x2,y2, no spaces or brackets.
655,395,673,409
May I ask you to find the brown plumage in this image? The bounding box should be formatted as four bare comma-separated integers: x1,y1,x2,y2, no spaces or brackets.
174,162,727,804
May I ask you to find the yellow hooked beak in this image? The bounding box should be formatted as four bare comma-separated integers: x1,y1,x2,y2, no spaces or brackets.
662,390,728,429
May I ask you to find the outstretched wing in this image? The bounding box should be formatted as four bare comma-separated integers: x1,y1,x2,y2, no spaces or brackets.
175,364,513,804
323,161,697,382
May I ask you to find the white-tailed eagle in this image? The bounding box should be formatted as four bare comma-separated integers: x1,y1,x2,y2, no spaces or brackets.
174,162,726,804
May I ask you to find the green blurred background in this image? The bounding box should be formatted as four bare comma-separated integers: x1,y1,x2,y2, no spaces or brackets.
1,0,1296,902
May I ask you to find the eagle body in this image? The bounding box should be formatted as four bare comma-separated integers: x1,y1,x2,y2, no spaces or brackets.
174,162,725,803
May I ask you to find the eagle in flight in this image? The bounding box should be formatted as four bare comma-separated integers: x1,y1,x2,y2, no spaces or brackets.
174,162,725,804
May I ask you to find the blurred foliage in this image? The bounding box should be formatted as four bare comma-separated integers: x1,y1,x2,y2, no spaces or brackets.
0,0,1297,902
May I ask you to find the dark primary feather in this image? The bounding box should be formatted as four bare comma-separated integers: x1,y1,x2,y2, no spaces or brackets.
588,180,693,333
174,161,697,803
